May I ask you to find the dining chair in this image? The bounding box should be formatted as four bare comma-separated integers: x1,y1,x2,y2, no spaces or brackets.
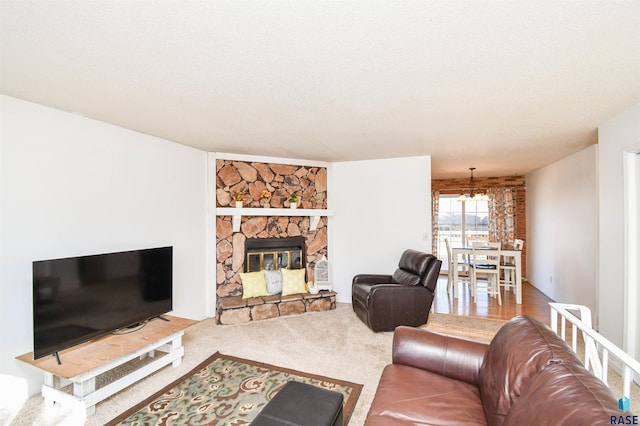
467,235,488,247
500,239,524,294
444,238,469,295
470,241,501,305
471,240,502,250
465,239,497,264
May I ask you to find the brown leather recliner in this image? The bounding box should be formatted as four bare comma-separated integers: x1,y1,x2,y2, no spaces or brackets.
351,249,442,332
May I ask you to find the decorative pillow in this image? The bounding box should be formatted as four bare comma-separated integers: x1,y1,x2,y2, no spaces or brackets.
263,269,283,295
240,271,268,299
281,268,307,296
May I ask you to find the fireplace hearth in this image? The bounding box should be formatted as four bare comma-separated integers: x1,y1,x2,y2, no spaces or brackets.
216,235,335,325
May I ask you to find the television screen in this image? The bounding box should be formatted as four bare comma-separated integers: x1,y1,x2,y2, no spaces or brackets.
32,246,173,360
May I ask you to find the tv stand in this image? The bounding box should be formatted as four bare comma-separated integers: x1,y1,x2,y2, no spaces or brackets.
16,315,196,415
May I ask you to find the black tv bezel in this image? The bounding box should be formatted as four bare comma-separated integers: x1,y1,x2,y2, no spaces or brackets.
32,246,173,360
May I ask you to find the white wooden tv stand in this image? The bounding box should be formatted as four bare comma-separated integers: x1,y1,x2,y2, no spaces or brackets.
16,315,197,415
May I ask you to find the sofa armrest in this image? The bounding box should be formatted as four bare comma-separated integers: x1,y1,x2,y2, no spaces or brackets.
392,326,488,386
352,274,394,286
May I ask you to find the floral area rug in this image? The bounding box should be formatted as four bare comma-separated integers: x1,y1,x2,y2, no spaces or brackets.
106,352,362,426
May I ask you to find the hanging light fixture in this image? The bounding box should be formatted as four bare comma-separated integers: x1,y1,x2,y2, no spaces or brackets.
457,167,489,202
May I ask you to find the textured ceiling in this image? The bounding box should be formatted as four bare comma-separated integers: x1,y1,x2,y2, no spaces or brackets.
1,1,639,178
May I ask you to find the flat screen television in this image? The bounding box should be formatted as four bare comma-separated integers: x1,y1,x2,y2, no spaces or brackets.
32,246,173,360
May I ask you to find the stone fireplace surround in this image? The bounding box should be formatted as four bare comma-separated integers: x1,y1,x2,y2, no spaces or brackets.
215,158,334,324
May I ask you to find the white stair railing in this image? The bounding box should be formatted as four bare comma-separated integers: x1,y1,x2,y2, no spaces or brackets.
549,302,640,411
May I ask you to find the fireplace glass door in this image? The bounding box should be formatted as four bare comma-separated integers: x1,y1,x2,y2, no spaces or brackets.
245,237,306,273
246,250,303,272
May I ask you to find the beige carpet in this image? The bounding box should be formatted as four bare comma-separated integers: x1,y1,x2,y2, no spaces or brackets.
8,304,507,426
87,304,393,426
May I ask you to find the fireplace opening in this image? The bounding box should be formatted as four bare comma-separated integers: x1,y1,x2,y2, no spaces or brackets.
244,237,306,273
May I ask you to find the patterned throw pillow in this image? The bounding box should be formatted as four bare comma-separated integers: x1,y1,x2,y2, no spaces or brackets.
263,269,283,295
240,271,268,299
281,268,307,296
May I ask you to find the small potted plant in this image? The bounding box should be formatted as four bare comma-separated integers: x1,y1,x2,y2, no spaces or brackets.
232,191,244,208
288,192,299,209
260,190,271,208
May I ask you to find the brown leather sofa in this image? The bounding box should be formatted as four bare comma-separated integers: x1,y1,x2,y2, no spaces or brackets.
366,315,627,425
352,250,442,332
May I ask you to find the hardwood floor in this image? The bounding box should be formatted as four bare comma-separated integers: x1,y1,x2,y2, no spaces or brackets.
432,276,554,325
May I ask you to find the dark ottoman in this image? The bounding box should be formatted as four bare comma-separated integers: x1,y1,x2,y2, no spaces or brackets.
251,380,344,426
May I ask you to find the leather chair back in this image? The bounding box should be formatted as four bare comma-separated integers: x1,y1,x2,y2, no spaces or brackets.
392,249,439,289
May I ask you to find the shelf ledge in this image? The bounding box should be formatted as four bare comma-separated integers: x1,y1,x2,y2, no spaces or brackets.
215,208,334,232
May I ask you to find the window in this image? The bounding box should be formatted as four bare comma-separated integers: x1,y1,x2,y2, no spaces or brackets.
437,195,489,270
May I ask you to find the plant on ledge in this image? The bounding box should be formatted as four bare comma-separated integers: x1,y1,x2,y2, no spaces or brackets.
232,191,244,208
288,192,299,209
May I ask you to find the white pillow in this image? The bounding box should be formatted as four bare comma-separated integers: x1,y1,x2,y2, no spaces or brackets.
263,269,283,295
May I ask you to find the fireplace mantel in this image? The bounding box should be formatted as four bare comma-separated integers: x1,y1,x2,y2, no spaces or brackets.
215,207,334,232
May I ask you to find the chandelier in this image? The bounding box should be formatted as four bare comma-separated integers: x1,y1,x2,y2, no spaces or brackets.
457,167,489,202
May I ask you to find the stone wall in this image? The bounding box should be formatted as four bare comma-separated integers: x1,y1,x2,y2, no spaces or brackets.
217,291,337,325
216,160,327,209
215,159,329,301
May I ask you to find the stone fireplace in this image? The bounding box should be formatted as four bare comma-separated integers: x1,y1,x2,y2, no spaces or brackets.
216,233,335,324
215,158,334,324
216,216,327,299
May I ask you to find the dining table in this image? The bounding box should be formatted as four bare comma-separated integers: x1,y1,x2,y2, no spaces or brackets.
451,244,523,304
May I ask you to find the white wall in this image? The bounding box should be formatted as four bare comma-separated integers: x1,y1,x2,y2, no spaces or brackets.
598,101,640,348
634,152,640,364
527,145,598,314
526,146,598,314
630,151,640,366
0,95,208,394
330,156,432,303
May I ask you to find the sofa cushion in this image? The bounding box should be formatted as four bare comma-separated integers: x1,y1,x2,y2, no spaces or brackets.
478,315,582,425
366,364,487,425
393,327,487,386
503,362,620,425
